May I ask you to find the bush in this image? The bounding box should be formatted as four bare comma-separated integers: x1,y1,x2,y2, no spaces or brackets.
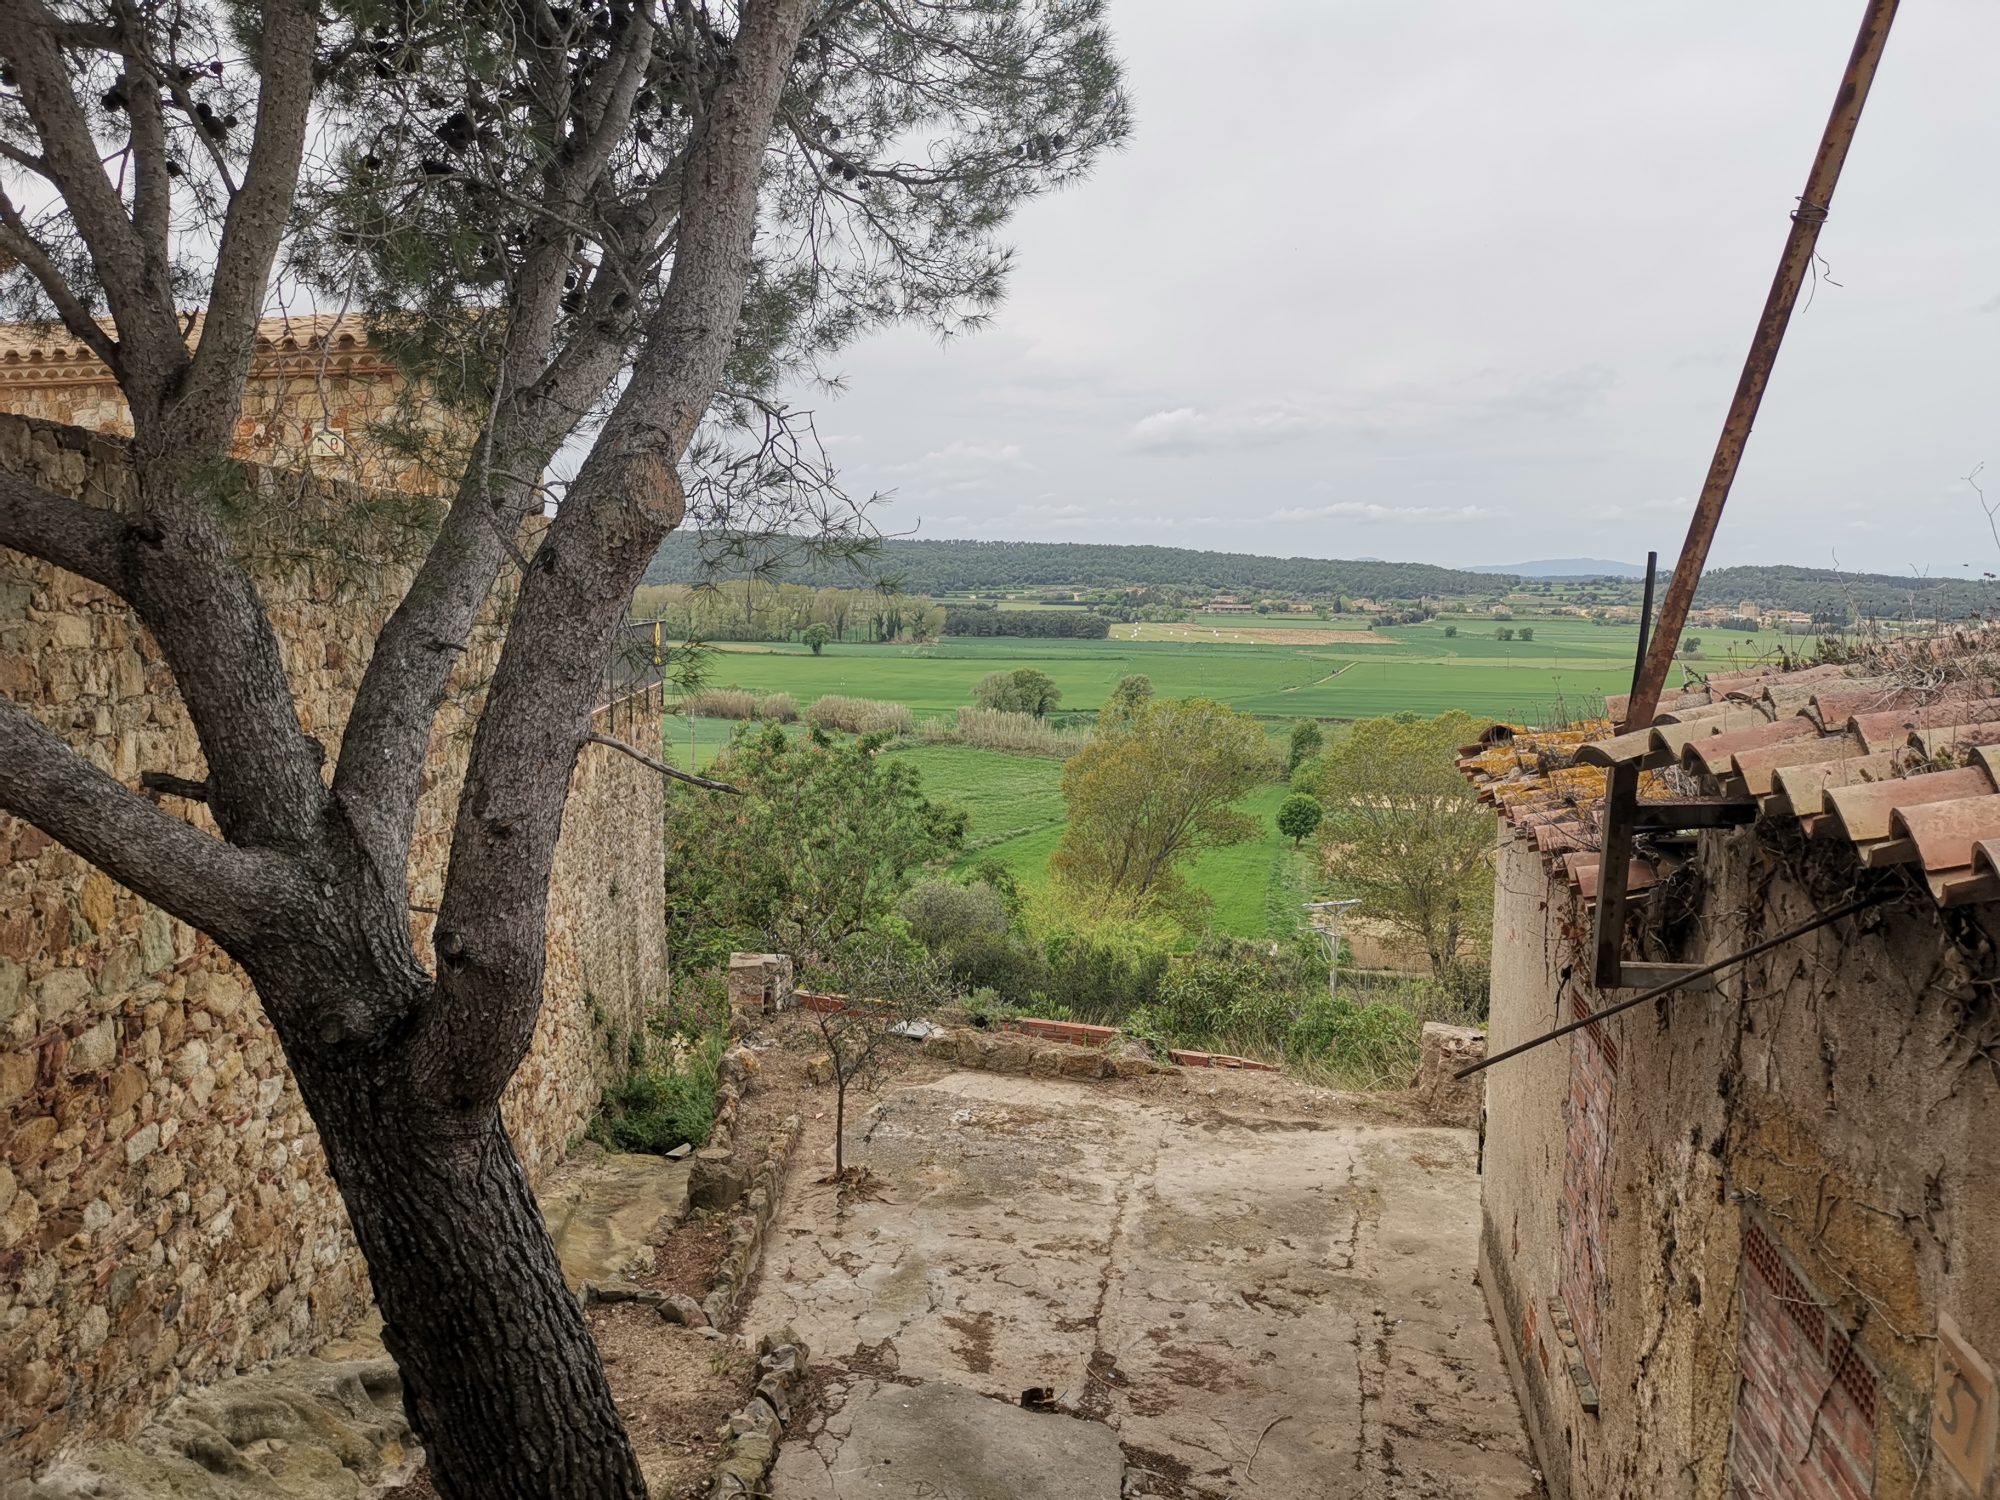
1284,995,1422,1088
972,667,1062,717
680,687,758,720
948,930,1049,1005
756,692,799,723
898,878,1011,952
916,707,1092,758
1042,928,1172,1022
590,1026,725,1155
806,694,916,736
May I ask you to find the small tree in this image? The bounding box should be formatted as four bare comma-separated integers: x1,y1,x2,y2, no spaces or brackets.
1443,624,1459,638
1314,712,1496,975
665,726,967,963
803,623,834,656
974,667,1063,717
1099,673,1155,731
1051,697,1274,919
1517,626,1535,642
1277,794,1323,848
1494,627,1516,642
807,946,954,1178
1286,719,1325,778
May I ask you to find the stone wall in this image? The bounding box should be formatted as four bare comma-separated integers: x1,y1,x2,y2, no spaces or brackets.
0,316,467,496
0,412,665,1477
1479,826,2000,1500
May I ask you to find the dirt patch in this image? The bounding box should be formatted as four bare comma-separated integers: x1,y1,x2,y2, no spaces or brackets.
1114,623,1395,647
943,1310,997,1374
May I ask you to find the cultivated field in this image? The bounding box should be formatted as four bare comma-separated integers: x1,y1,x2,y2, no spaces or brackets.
659,615,1797,942
683,615,1762,721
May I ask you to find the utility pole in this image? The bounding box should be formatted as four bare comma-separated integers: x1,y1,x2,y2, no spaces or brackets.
1305,900,1362,999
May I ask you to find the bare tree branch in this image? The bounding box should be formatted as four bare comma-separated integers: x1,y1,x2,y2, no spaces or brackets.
179,0,319,439
0,0,182,374
587,731,740,793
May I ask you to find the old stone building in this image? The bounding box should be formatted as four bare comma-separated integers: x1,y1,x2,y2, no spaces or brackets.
1463,652,2000,1499
0,315,465,495
0,388,664,1476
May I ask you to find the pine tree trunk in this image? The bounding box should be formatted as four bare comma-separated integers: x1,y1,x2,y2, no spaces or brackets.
297,1056,646,1500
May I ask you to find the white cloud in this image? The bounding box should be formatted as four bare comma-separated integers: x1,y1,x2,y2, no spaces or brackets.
1269,502,1502,523
1128,404,1319,453
883,440,1030,476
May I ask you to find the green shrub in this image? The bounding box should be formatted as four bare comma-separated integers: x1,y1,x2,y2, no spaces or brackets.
1042,929,1171,1022
1284,995,1421,1087
898,878,1010,952
806,694,916,736
590,1027,725,1156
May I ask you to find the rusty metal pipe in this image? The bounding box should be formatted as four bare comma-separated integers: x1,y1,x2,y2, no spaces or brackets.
1623,0,1901,732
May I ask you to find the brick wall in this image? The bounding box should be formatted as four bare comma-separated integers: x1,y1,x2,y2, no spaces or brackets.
0,411,664,1472
1729,1219,1877,1499
1558,990,1616,1394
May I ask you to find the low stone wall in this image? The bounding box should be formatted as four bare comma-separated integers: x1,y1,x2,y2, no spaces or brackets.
0,412,665,1475
1413,1023,1485,1128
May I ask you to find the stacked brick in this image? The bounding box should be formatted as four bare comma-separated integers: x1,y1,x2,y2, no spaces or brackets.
1557,995,1616,1403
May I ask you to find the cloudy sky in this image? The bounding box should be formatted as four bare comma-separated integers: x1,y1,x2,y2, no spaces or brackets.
791,0,2000,574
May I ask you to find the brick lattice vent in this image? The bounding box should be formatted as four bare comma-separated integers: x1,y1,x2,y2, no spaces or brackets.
1728,1220,1878,1498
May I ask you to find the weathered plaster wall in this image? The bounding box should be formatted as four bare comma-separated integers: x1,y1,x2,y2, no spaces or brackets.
1480,821,2000,1499
0,412,665,1475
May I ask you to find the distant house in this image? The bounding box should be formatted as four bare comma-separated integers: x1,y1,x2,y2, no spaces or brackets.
1457,644,2000,1500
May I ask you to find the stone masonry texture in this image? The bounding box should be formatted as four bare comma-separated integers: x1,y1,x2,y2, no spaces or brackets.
0,409,666,1476
1479,828,2000,1500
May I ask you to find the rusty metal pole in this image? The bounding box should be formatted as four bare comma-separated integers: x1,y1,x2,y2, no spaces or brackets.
1623,0,1900,732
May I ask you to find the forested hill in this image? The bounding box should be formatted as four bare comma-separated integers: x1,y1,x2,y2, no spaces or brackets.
1696,566,1996,621
643,534,1503,600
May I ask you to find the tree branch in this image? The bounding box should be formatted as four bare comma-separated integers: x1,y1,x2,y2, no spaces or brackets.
0,190,123,371
179,0,319,439
0,696,284,951
0,467,137,596
420,0,817,1104
587,732,740,793
0,0,182,376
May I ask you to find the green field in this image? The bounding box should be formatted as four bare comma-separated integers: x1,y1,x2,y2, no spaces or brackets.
658,618,1793,942
881,745,1311,942
691,616,1690,724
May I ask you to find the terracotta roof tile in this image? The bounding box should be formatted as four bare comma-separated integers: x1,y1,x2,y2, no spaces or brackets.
1454,632,2000,909
1824,766,1994,843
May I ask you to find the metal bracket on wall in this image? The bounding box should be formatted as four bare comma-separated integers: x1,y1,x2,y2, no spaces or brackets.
1588,766,1757,993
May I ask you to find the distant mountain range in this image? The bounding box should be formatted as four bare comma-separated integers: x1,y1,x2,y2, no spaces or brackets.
1466,558,1648,579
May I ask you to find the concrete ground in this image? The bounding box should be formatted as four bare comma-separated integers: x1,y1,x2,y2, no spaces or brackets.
754,1068,1540,1500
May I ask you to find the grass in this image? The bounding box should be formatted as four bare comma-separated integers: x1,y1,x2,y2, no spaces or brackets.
935,767,1313,943
690,618,1682,724
887,745,1067,852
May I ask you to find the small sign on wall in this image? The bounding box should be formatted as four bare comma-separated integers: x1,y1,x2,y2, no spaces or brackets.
1934,1313,1998,1492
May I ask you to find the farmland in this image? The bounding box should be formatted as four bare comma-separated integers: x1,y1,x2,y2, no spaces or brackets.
657,613,1799,943
681,615,1763,723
